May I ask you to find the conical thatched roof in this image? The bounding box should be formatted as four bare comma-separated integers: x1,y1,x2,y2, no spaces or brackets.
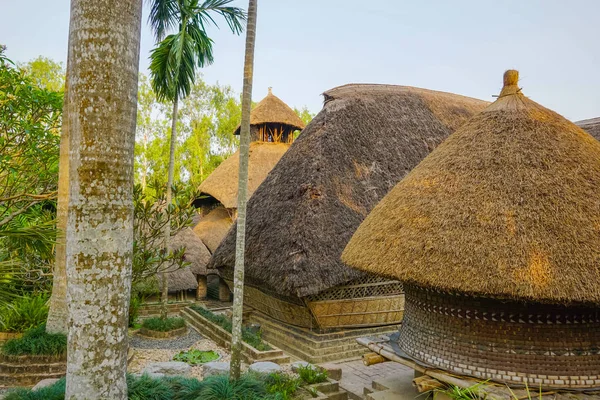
197,142,289,209
343,71,600,305
193,206,233,254
209,84,488,298
576,117,600,140
234,88,305,135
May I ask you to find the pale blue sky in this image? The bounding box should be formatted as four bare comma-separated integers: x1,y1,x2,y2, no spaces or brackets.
1,0,598,121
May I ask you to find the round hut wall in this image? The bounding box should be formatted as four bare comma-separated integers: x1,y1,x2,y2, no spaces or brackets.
399,284,600,388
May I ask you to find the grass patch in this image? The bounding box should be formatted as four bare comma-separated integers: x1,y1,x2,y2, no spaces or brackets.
4,372,301,400
141,317,186,332
190,305,271,351
173,349,220,365
1,324,66,356
297,364,328,384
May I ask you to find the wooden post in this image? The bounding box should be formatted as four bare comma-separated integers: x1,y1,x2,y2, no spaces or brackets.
197,275,208,300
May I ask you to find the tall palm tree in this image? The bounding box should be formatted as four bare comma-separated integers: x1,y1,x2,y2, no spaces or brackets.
230,0,257,380
63,0,142,398
148,0,245,319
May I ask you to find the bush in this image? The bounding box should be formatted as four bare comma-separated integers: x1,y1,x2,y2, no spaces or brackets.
129,295,142,328
0,294,49,333
141,317,186,332
264,373,301,400
297,364,328,384
190,306,271,351
173,349,220,365
3,373,299,400
1,324,67,356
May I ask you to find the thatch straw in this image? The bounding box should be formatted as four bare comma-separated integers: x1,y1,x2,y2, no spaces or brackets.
169,227,211,275
234,88,305,135
342,70,600,304
197,142,289,209
164,267,197,292
209,83,488,298
193,206,233,254
576,117,600,141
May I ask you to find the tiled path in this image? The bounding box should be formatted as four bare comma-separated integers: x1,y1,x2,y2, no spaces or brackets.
336,358,414,399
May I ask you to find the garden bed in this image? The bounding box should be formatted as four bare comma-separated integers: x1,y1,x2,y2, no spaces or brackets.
182,306,289,365
138,326,187,339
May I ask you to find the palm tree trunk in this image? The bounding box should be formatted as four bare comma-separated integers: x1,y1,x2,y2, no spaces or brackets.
161,95,178,320
230,0,257,380
46,66,70,335
64,0,142,398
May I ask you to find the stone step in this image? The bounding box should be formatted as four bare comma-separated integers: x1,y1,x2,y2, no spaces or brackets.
0,371,65,387
325,390,349,400
367,389,408,400
0,361,65,374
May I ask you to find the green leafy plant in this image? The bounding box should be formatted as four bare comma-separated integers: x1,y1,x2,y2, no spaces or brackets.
0,294,49,333
4,377,66,400
1,324,66,356
173,349,220,365
190,305,271,351
264,373,301,400
128,294,142,328
141,316,186,332
297,364,328,385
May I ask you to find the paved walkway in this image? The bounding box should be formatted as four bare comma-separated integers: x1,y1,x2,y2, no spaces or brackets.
336,358,415,399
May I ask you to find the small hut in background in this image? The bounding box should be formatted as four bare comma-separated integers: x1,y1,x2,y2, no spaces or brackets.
576,117,600,140
209,84,487,361
191,89,305,300
343,71,600,388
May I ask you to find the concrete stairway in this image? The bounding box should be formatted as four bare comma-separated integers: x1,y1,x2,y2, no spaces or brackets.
363,373,421,400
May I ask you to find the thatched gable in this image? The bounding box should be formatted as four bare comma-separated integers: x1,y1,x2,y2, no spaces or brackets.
209,84,488,298
576,117,600,140
196,142,289,209
343,71,600,304
234,88,305,135
193,206,233,254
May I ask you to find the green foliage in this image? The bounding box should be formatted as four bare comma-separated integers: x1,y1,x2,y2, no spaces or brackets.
297,364,328,384
264,373,301,400
127,374,173,400
173,349,219,365
4,377,66,400
142,317,186,332
129,294,142,328
436,381,488,400
148,0,245,102
132,182,196,285
190,374,267,400
18,56,65,92
1,324,67,356
0,294,48,332
190,305,271,351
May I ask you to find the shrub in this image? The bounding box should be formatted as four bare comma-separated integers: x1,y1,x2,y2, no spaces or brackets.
4,377,66,400
297,364,328,384
1,324,67,356
193,374,267,400
264,373,301,400
141,317,186,332
0,294,49,333
173,349,220,365
129,295,141,328
190,306,271,351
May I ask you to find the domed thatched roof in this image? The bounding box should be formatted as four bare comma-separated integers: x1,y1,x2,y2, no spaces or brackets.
234,88,305,135
209,83,488,298
197,142,289,209
165,228,212,291
576,117,600,140
193,206,233,254
343,71,600,305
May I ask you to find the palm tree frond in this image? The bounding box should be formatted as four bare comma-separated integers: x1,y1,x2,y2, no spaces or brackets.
148,0,179,41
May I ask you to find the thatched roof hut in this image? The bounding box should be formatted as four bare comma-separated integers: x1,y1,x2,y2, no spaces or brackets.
195,142,289,209
193,206,233,254
165,227,212,292
343,71,600,388
576,116,600,140
210,83,488,330
234,87,305,140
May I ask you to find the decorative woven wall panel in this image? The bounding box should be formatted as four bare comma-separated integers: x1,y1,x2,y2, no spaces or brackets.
399,285,600,388
306,276,403,302
308,295,404,329
236,283,316,329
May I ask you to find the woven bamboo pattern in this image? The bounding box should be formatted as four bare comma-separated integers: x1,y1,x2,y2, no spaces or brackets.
308,295,404,329
306,276,403,301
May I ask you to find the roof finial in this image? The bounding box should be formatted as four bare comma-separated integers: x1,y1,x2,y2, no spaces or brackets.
268,86,272,95
499,70,521,97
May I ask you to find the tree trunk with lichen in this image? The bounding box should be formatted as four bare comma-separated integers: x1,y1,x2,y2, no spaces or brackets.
64,0,142,398
161,95,178,320
46,73,70,335
230,0,257,381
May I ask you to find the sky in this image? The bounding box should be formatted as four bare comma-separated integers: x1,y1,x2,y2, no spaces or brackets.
1,0,599,122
